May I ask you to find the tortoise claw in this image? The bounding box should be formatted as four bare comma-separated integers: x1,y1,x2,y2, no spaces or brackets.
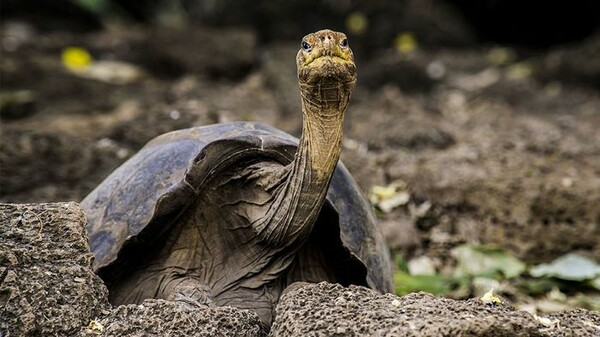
166,278,214,309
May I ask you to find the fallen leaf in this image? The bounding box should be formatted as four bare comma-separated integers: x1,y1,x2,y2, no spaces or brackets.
62,46,92,71
346,12,368,35
407,256,436,276
369,181,410,213
452,244,526,279
534,315,560,329
87,320,104,334
530,253,600,281
395,32,417,54
480,288,502,305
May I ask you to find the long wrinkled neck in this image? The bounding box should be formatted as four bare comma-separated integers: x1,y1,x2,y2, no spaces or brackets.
287,83,348,225
253,79,353,246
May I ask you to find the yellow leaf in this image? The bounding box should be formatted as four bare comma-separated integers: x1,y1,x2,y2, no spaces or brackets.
369,181,410,213
87,319,104,334
487,47,515,65
480,287,502,305
506,62,533,80
395,32,417,54
62,47,92,72
346,12,368,35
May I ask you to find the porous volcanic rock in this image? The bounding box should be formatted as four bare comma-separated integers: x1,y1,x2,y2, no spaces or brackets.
270,282,600,337
0,202,268,337
2,205,598,337
81,300,268,337
0,202,110,336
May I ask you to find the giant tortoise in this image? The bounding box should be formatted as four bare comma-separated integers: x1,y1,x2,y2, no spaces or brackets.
82,29,393,326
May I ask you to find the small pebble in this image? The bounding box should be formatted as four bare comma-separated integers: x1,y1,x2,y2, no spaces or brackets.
170,110,181,120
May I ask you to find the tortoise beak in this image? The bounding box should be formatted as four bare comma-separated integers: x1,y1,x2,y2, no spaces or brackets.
298,55,356,85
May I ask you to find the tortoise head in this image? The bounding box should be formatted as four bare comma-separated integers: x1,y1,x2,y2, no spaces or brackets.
296,29,356,107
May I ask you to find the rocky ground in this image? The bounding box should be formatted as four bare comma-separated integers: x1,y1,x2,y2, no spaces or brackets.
2,202,599,336
1,14,599,335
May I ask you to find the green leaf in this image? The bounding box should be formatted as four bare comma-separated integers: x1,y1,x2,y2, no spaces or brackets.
514,277,562,296
395,254,409,273
452,244,526,279
395,271,449,295
591,277,600,291
530,253,600,281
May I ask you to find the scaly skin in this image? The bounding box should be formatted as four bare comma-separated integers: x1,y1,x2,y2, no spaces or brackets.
252,29,357,247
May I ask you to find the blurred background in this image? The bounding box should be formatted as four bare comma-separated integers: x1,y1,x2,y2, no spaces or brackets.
1,0,599,314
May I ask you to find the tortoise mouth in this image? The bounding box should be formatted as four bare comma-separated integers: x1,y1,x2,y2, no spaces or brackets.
305,55,351,68
302,53,352,68
298,55,356,85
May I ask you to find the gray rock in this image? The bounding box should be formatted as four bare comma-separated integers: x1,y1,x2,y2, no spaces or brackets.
3,203,598,337
270,282,600,337
0,202,268,337
0,202,110,336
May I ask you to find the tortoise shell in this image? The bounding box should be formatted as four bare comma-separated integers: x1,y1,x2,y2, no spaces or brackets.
81,121,393,294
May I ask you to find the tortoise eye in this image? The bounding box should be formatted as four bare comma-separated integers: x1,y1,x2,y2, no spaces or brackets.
340,38,348,48
301,41,312,52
